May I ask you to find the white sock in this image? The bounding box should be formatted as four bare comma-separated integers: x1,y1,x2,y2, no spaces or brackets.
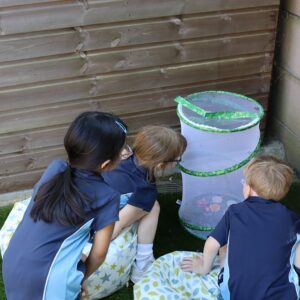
135,243,154,270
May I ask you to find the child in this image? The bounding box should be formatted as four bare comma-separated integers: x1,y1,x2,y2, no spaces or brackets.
102,125,187,283
2,111,127,300
180,155,300,300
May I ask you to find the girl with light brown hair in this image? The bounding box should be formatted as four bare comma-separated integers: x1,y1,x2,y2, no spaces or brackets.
103,125,187,283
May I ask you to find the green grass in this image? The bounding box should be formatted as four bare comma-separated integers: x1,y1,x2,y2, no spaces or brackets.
0,206,12,300
1,182,299,300
102,193,203,299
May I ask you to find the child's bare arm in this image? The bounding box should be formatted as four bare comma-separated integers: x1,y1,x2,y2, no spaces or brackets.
181,237,220,275
219,245,227,268
84,223,115,280
112,204,147,239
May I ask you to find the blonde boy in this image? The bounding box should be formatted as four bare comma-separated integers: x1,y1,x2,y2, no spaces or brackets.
181,155,299,300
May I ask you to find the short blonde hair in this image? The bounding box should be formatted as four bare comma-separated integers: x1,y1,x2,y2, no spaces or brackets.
244,155,294,201
133,126,187,179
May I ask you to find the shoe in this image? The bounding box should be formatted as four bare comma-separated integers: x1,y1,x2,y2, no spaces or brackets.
130,259,154,284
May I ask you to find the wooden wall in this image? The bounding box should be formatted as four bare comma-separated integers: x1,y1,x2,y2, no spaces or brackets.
0,0,279,194
268,0,300,173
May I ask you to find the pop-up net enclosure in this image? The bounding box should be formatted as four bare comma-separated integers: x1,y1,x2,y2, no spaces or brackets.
175,91,264,239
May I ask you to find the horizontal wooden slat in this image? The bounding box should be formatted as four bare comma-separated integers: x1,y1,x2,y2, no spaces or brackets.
0,32,275,88
87,32,275,74
0,78,92,112
83,9,278,51
76,53,274,100
0,53,273,113
0,91,270,136
0,147,64,177
0,75,270,155
0,0,279,35
0,28,80,63
0,126,67,157
0,169,44,194
0,8,278,62
0,0,60,8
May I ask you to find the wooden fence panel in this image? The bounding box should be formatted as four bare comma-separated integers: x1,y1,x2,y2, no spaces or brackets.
269,1,300,172
0,33,274,88
0,75,270,156
0,0,278,195
0,8,278,63
0,54,272,112
0,0,279,35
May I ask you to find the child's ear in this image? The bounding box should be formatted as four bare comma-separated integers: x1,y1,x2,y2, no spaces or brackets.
243,183,251,198
98,159,112,171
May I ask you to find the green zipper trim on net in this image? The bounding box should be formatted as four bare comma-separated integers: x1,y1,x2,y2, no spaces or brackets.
178,140,260,177
179,217,215,231
175,95,261,120
175,90,264,133
179,217,215,240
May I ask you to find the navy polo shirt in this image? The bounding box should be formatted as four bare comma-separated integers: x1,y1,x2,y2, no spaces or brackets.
3,160,120,300
102,155,157,212
210,196,300,300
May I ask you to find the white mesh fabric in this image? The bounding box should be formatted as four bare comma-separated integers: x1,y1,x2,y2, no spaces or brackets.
177,92,261,239
180,124,260,172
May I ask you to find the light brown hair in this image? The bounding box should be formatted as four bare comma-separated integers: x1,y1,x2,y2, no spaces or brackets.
133,126,187,179
244,155,294,201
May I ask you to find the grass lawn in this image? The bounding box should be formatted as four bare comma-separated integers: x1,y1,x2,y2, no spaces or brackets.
0,182,299,300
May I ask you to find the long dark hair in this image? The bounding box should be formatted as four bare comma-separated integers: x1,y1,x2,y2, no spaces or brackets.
30,111,127,225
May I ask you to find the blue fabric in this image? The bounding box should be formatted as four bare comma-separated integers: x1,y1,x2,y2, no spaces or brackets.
2,160,120,300
210,196,300,300
103,155,157,212
43,219,93,300
294,265,300,278
119,193,133,209
219,235,231,300
289,234,300,297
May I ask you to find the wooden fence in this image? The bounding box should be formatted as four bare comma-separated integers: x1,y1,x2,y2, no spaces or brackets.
0,0,279,195
269,0,300,173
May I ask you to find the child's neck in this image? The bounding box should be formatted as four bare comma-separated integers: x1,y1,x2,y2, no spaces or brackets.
249,190,259,197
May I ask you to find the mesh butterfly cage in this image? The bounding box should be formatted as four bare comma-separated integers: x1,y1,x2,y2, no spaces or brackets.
175,91,264,239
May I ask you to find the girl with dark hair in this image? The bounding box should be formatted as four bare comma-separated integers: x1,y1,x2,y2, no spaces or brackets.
2,111,127,300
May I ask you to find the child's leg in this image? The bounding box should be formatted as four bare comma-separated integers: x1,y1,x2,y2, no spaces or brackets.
137,200,160,244
132,201,160,282
219,245,227,268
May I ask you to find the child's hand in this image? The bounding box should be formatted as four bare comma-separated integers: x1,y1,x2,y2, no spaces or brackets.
80,281,89,299
180,255,205,275
120,144,133,160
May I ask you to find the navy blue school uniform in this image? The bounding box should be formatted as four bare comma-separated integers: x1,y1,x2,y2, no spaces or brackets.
210,196,300,300
2,160,120,300
102,154,157,212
